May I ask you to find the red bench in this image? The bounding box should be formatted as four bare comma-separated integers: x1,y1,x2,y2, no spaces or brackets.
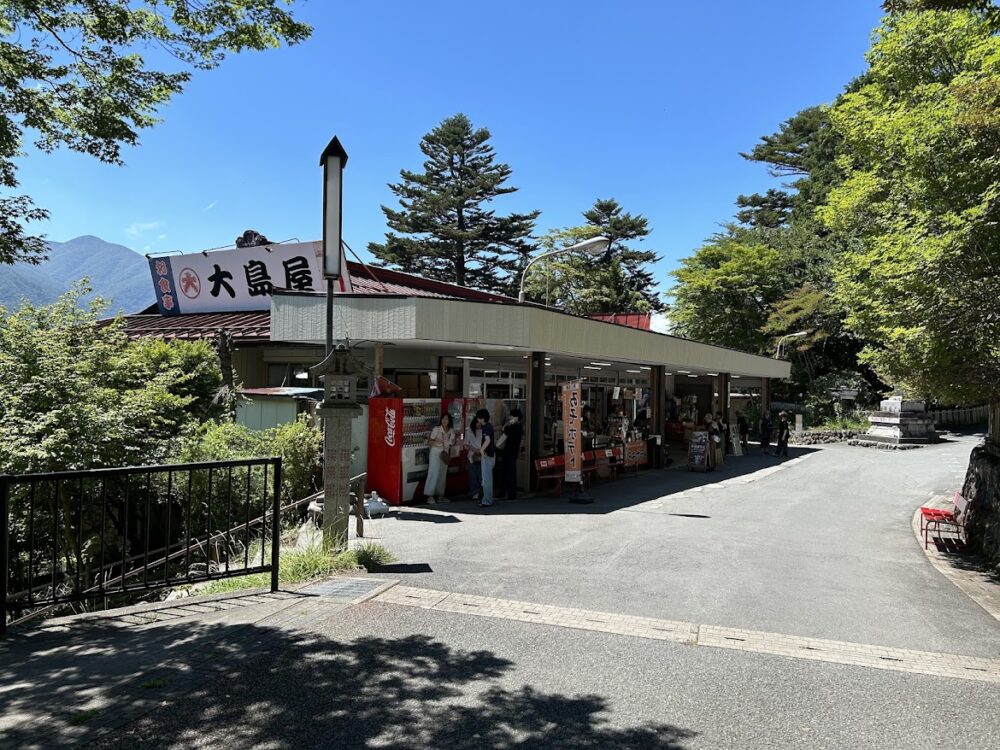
534,455,597,496
919,491,969,549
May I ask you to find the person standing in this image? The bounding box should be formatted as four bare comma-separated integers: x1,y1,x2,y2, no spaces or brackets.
424,413,454,504
465,414,483,501
476,408,496,507
716,412,730,459
737,412,750,454
776,411,791,458
500,409,524,501
759,412,772,455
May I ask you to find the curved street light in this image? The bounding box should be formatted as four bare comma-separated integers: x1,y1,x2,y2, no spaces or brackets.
517,236,611,303
774,331,808,359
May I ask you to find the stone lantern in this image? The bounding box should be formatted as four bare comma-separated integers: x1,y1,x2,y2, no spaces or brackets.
312,348,363,550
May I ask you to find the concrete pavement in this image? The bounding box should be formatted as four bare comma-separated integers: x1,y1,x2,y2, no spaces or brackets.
3,433,999,748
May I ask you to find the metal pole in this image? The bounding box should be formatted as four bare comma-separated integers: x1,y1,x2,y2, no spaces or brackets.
270,458,282,592
1,476,9,635
326,278,334,356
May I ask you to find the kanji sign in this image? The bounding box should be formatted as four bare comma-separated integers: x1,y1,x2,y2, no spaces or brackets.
147,241,353,315
562,380,583,484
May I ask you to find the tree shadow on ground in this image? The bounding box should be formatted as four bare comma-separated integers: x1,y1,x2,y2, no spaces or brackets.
1,606,697,749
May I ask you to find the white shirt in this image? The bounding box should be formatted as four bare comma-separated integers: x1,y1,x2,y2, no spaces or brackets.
464,427,481,462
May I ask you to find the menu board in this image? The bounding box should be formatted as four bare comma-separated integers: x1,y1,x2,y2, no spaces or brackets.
688,430,709,472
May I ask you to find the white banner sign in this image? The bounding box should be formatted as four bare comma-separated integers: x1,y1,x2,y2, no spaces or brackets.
148,241,352,315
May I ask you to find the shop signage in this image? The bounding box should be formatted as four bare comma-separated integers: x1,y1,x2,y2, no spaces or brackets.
688,430,709,472
562,380,583,483
147,240,353,315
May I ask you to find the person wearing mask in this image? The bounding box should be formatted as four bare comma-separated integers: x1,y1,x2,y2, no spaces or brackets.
465,414,483,502
776,411,791,458
759,412,773,456
737,412,750,455
476,408,496,507
424,412,454,504
499,409,524,501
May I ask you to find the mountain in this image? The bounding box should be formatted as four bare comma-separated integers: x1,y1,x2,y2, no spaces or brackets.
0,236,154,314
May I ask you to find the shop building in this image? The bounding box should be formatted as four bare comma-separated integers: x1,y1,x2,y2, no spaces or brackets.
124,241,790,503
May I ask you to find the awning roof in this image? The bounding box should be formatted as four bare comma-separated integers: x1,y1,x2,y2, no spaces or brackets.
271,293,792,380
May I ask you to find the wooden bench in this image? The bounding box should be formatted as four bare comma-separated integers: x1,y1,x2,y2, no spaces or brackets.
919,491,969,549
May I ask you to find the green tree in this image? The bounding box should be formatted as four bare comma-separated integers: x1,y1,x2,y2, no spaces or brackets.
0,0,310,265
368,114,540,293
0,286,206,474
819,9,1000,406
520,199,664,314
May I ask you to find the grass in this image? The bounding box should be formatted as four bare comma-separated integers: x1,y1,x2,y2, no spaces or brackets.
810,414,870,432
188,540,396,597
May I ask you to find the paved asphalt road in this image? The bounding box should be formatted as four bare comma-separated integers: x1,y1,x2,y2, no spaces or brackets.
364,435,998,657
7,434,1000,749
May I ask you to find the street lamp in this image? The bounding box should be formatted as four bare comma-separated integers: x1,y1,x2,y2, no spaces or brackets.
774,331,808,359
320,135,349,355
517,236,611,303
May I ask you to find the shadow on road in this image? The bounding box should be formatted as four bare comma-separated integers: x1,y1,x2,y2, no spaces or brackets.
2,616,697,749
401,445,820,517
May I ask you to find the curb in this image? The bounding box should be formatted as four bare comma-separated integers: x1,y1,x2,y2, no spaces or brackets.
910,506,1000,624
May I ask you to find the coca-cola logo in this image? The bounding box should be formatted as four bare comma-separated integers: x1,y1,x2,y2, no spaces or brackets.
384,408,397,447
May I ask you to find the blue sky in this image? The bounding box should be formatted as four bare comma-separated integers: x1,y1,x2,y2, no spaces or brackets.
17,0,883,291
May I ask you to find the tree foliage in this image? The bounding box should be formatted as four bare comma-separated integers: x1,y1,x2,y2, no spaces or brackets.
0,286,221,473
0,0,310,265
368,113,540,294
820,8,1000,404
520,199,664,314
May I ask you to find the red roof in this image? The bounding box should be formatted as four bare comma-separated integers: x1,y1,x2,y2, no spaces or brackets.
120,311,271,342
588,313,652,331
119,261,513,342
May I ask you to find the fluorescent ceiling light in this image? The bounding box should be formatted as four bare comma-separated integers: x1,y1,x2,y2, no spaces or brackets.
639,366,651,370
583,366,602,370
590,362,612,367
484,370,497,374
687,374,698,378
732,375,741,379
626,369,642,373
707,372,719,376
664,372,673,375
457,355,484,361
677,370,690,374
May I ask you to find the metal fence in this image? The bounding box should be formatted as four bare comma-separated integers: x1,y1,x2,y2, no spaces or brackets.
1,457,281,634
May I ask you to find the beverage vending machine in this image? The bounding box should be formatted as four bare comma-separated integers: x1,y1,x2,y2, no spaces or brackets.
367,398,441,504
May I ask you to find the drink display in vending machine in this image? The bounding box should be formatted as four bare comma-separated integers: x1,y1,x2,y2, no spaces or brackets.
367,398,442,504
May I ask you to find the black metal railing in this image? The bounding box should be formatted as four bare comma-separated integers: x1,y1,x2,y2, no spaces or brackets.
1,457,281,634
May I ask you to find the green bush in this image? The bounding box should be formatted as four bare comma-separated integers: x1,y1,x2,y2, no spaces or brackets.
194,542,367,595
353,542,397,571
173,415,322,504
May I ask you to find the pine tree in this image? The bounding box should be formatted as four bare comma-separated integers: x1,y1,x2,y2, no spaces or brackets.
520,199,665,314
368,114,540,293
582,199,664,313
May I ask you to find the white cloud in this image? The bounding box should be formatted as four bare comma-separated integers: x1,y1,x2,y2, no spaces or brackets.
203,200,218,212
126,220,163,237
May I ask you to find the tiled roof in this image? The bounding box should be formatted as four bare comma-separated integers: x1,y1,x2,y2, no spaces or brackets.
588,313,653,331
121,311,271,341
119,261,513,342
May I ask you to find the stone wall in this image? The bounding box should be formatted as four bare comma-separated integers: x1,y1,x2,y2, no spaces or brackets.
962,442,1000,569
791,430,858,445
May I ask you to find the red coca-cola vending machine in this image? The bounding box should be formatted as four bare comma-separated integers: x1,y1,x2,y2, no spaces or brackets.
367,398,442,504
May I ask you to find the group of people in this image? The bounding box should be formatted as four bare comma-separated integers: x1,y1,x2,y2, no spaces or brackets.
701,409,791,469
423,408,524,507
756,411,791,457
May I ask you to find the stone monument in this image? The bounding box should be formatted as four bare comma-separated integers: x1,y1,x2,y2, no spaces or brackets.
857,396,938,448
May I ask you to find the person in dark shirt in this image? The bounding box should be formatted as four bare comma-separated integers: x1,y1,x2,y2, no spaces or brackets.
759,413,773,455
776,411,791,458
500,408,525,501
737,413,750,454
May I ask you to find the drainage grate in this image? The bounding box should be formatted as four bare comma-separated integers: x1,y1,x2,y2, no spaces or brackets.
301,578,385,600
